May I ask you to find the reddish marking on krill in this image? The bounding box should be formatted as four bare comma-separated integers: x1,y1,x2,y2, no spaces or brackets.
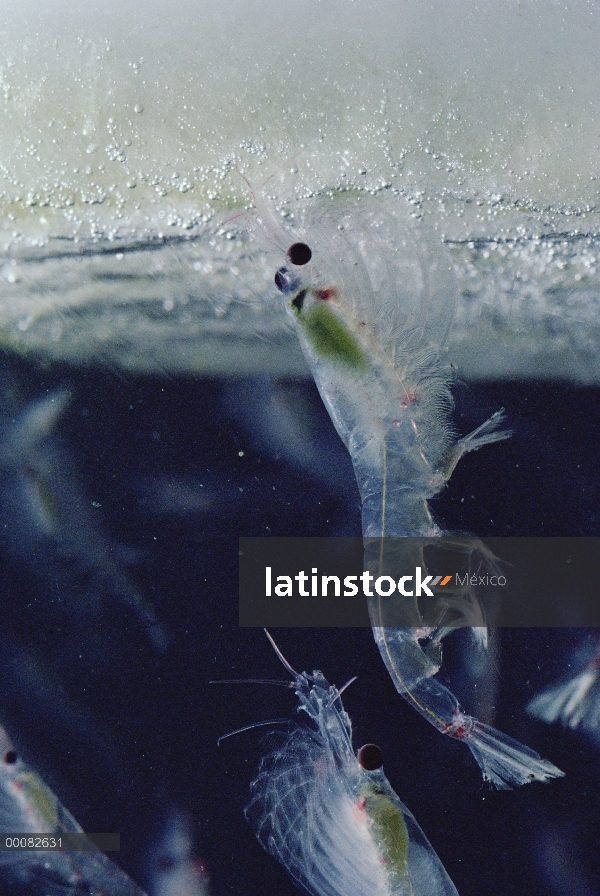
400,392,418,408
315,287,337,301
352,796,367,821
442,711,472,741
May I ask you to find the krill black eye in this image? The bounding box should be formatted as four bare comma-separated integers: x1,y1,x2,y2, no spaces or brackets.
3,750,17,765
357,743,383,771
287,243,312,266
274,267,299,294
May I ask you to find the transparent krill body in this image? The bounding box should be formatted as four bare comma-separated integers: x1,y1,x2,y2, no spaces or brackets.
241,181,563,788
0,724,147,896
246,632,460,896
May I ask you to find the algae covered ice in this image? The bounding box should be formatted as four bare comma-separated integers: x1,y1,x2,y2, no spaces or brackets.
0,0,600,381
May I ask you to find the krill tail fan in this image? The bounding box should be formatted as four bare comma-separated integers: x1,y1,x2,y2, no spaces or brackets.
527,664,600,731
460,720,565,790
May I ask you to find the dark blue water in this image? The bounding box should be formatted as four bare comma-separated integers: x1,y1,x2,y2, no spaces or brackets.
0,353,599,896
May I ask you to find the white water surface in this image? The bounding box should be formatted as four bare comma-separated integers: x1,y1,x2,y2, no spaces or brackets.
0,0,599,379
